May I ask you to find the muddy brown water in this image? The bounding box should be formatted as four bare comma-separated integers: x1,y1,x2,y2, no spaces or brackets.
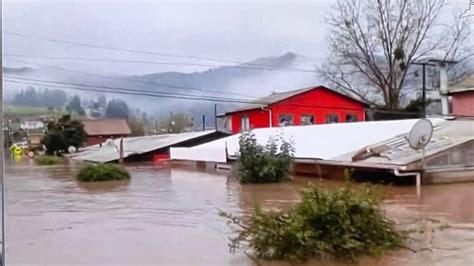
5,161,474,265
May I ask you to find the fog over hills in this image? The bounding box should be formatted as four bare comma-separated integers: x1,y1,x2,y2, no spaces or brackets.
4,52,474,121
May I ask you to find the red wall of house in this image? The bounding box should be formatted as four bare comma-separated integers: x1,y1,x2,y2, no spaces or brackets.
230,109,270,134
229,87,366,134
86,135,125,146
452,91,474,117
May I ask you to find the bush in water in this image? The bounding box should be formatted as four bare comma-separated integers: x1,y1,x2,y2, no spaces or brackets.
221,183,406,261
237,132,294,184
34,155,65,165
77,164,131,182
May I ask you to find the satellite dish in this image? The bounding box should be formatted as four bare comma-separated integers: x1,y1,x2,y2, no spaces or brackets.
68,146,77,153
407,119,433,150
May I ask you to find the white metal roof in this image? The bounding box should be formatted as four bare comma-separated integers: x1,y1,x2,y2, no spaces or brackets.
331,119,474,167
170,119,445,163
69,130,218,163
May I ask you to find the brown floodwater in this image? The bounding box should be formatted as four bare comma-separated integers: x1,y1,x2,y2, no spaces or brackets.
4,160,474,265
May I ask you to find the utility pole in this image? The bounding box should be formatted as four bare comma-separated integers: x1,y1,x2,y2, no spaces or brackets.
202,115,205,131
429,59,458,117
119,136,124,165
422,64,426,116
1,4,6,262
214,104,218,131
412,61,434,117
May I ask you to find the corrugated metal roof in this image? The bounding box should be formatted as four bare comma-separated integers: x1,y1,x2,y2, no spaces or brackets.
170,119,445,163
222,87,314,114
329,119,474,168
450,75,474,93
259,87,315,104
69,130,218,163
82,119,131,136
221,86,368,115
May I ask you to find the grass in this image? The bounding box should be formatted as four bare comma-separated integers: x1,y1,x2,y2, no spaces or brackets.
5,105,67,117
76,164,131,182
4,105,84,120
34,155,65,165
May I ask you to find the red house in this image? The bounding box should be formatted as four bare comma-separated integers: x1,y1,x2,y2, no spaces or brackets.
449,75,474,117
81,119,132,146
218,86,368,134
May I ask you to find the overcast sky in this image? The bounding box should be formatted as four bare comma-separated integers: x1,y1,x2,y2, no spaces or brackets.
3,0,470,75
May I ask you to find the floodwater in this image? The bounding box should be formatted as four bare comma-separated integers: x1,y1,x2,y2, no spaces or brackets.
4,161,474,265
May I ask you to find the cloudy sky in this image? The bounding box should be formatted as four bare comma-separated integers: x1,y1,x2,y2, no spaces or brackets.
3,0,470,75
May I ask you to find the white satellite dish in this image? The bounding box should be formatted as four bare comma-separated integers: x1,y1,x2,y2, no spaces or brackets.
407,119,433,150
406,119,433,197
68,146,77,153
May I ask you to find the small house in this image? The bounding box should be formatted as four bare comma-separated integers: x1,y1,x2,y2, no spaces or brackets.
68,130,228,163
217,86,368,134
27,132,44,150
81,119,132,146
20,120,44,131
449,75,474,117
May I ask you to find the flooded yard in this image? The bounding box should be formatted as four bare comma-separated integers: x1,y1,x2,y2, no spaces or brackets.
5,162,474,265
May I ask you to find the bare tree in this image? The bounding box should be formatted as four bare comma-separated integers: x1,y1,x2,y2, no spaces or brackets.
320,0,472,110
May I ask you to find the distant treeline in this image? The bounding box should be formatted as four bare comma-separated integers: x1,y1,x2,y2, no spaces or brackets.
11,87,68,108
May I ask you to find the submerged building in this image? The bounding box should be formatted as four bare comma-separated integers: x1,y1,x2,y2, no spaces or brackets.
171,118,474,187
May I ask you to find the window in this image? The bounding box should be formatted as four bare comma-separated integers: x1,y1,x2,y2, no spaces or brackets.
218,116,232,133
225,118,232,132
241,115,250,131
278,114,294,126
325,114,339,123
346,114,358,122
301,114,315,125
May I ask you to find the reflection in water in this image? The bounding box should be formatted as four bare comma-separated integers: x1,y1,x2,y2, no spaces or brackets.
5,163,474,265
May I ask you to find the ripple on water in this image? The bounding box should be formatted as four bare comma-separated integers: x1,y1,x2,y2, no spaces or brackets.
5,163,474,265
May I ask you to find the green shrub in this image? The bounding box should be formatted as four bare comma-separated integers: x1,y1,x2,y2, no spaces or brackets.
34,155,65,165
76,164,131,182
221,183,406,261
237,132,294,184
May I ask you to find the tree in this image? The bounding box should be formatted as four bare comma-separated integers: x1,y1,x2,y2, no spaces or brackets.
105,99,129,119
98,95,107,110
65,95,86,116
11,87,67,108
127,116,146,136
42,115,87,155
158,113,192,133
237,132,294,184
12,87,38,106
319,0,472,110
43,89,68,108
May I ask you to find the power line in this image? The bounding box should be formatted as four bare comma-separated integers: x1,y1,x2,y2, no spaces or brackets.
5,57,259,99
4,32,318,73
4,76,262,104
4,76,368,112
3,54,317,74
